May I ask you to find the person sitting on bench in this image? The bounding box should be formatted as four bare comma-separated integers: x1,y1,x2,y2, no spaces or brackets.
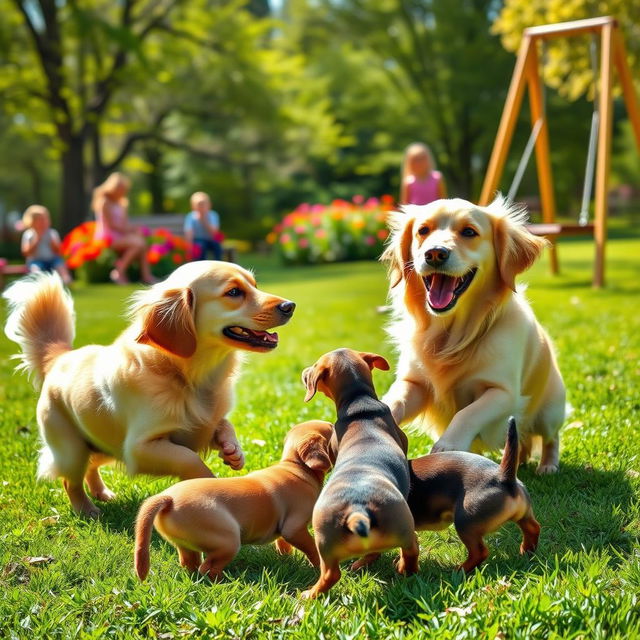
184,191,223,261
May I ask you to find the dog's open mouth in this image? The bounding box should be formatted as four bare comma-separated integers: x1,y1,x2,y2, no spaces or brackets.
223,326,279,349
422,269,477,312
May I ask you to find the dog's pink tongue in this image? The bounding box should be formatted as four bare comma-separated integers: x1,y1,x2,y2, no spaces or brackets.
427,274,456,309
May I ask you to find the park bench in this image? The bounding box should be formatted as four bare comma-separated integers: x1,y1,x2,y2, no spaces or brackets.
134,214,239,263
0,258,28,290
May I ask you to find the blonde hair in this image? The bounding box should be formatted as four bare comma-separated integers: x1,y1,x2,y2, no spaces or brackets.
22,205,50,228
92,172,131,212
401,142,436,186
190,191,211,209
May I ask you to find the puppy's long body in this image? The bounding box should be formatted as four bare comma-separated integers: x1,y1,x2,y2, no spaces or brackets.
382,197,565,473
301,349,418,599
352,417,540,573
134,421,334,580
3,263,295,516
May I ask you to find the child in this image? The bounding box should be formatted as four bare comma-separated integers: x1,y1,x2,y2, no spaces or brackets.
184,192,223,261
400,142,447,205
21,205,72,284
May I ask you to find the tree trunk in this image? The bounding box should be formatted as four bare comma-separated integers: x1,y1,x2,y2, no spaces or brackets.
143,143,165,213
59,135,87,234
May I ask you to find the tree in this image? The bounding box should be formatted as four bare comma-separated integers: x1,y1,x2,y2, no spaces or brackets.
492,0,640,100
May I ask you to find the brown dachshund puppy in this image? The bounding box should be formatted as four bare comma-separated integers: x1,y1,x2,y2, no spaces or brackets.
300,349,418,599
134,420,334,581
352,417,540,573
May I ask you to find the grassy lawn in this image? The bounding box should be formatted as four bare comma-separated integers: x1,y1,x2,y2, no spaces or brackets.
1,231,639,639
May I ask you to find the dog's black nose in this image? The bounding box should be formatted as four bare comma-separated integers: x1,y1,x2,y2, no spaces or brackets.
278,301,296,316
425,246,450,266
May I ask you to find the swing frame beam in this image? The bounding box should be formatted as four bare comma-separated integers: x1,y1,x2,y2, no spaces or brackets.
479,16,640,288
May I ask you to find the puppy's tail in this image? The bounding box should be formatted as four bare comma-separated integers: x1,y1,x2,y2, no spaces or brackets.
3,272,75,387
134,494,173,581
499,416,519,484
346,510,371,538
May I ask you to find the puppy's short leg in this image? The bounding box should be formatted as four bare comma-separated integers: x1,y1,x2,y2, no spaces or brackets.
300,558,341,599
396,533,420,575
350,553,381,571
517,514,541,554
537,438,559,474
198,545,239,581
85,454,116,502
127,436,214,480
275,538,293,555
178,547,201,573
212,418,245,471
280,527,320,566
456,527,489,572
519,437,532,466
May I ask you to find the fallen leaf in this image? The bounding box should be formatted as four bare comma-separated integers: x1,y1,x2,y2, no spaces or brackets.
251,439,266,447
39,515,60,526
3,562,30,583
24,556,54,566
626,469,640,479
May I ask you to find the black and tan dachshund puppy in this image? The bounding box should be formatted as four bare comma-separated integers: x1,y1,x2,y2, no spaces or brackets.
300,348,418,599
352,417,541,573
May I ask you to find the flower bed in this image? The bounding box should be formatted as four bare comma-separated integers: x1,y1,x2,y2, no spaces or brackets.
267,196,394,265
61,222,191,283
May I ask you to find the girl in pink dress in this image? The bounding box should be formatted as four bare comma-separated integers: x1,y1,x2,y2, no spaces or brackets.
400,143,447,205
93,172,156,285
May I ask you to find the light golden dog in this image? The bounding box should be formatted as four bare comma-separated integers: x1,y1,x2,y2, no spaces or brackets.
3,262,295,516
381,196,565,473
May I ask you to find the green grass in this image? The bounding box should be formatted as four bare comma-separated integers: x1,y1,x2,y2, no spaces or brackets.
1,231,640,639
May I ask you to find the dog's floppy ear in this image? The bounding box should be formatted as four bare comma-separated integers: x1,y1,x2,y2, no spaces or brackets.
302,364,326,402
137,288,197,358
359,351,390,371
489,197,548,291
380,209,415,288
297,434,332,472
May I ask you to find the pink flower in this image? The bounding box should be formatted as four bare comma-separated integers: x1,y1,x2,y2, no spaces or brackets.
314,229,327,239
299,238,309,249
353,194,364,205
140,226,151,237
365,197,379,208
365,235,375,246
311,204,325,213
294,225,306,234
280,233,291,244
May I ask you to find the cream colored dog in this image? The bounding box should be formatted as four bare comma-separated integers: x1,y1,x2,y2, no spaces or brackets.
3,262,295,516
381,196,565,473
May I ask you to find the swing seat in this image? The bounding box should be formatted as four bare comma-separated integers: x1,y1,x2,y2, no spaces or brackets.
526,222,594,237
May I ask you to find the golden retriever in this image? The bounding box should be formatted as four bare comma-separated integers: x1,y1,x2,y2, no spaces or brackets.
381,196,565,473
3,261,295,516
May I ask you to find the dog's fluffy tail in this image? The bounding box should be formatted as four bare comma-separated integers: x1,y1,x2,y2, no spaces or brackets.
346,510,371,538
3,273,75,387
134,494,173,581
499,416,519,484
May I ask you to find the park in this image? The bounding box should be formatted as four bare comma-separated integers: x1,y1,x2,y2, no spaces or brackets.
1,1,640,638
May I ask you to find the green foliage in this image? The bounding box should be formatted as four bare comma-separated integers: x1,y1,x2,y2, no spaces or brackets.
1,229,640,637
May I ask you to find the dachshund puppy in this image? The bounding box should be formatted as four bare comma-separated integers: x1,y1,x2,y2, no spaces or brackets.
352,417,540,573
134,420,334,580
300,349,418,599
4,262,295,516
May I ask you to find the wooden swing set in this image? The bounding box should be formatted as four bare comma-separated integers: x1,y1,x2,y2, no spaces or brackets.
478,16,640,287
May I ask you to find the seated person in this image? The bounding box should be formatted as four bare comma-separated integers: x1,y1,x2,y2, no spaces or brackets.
21,205,72,284
184,192,223,261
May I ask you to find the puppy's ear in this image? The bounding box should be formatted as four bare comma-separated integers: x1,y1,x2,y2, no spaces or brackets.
137,288,197,358
380,209,415,288
297,435,332,472
302,364,326,402
359,352,390,371
489,197,548,291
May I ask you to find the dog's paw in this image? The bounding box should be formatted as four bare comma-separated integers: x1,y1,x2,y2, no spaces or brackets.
218,441,245,470
535,463,558,475
300,588,318,600
93,488,117,502
274,538,293,555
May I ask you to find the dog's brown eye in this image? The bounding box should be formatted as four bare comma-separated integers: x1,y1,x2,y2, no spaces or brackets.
418,226,430,236
225,288,243,298
461,227,478,238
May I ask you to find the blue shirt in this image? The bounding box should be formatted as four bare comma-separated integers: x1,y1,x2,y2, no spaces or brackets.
184,210,220,240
